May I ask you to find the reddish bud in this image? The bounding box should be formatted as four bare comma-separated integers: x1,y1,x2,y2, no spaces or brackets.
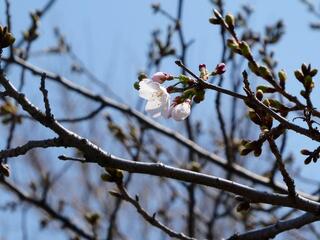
166,86,174,93
215,63,226,75
199,64,206,70
172,96,182,105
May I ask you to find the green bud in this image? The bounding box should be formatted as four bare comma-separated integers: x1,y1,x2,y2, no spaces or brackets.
193,90,205,103
227,39,241,53
263,98,270,107
236,201,250,212
258,66,272,80
209,17,221,25
0,102,17,115
248,62,259,74
225,14,235,28
182,88,196,99
240,147,252,156
255,89,264,100
294,70,304,82
179,74,192,84
133,81,140,90
310,68,318,77
188,161,201,172
85,213,100,225
227,39,238,48
278,69,287,89
256,85,276,93
278,69,287,82
0,163,10,177
268,98,284,110
114,169,124,179
301,63,308,75
105,168,124,182
304,75,314,89
109,190,121,198
239,41,251,58
2,32,15,48
138,72,148,81
244,142,254,150
0,25,15,49
248,109,262,125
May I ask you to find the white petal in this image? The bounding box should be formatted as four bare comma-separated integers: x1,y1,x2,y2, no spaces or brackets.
145,102,162,118
160,91,171,118
139,79,161,100
171,102,191,121
138,79,171,118
145,99,162,111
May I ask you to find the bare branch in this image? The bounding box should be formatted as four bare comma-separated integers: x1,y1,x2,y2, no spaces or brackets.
229,213,320,240
0,138,63,159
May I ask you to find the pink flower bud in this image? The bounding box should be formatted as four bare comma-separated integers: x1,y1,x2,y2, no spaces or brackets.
199,64,206,71
199,64,209,80
151,72,173,84
215,63,226,75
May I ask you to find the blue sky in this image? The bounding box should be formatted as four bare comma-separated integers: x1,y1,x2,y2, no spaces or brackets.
1,0,320,239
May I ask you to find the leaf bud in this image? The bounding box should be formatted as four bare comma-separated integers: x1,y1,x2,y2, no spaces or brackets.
294,70,304,82
255,89,264,100
225,14,235,28
300,149,312,155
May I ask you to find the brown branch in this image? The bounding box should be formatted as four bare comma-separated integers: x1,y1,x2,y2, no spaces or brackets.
3,56,313,200
115,184,196,240
0,138,63,159
267,137,296,199
228,213,320,240
39,72,53,119
2,72,320,216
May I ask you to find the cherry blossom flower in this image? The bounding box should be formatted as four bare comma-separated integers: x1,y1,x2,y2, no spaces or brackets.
170,99,191,121
151,72,173,84
139,79,170,118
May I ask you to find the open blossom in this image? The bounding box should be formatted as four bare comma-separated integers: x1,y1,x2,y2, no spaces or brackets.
170,99,191,121
139,79,170,118
151,72,173,84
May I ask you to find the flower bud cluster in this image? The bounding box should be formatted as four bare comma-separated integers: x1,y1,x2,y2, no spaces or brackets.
134,63,226,121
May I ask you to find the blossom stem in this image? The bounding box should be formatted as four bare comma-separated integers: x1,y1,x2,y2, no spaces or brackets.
175,60,246,100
